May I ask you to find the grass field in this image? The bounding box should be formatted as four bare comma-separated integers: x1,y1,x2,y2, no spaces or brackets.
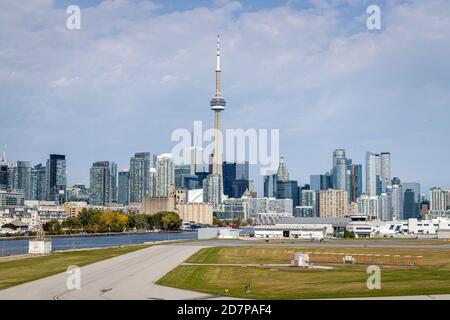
157,246,450,299
0,244,150,290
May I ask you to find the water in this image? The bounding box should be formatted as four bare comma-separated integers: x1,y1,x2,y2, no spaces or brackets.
0,231,198,256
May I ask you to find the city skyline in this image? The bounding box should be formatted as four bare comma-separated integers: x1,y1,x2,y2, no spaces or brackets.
1,0,450,193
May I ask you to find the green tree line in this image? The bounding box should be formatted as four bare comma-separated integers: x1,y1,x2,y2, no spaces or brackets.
42,209,182,235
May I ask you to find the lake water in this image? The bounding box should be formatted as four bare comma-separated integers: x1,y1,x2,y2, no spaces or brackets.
0,231,198,256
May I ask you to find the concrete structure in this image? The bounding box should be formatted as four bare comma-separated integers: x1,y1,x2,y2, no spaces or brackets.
437,229,450,239
197,227,239,239
210,35,226,176
319,189,348,217
28,239,52,254
177,203,213,225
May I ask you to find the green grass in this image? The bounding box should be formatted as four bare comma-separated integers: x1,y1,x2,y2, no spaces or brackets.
0,245,150,290
157,246,450,299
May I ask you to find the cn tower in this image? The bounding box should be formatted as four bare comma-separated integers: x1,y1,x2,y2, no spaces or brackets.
210,34,226,176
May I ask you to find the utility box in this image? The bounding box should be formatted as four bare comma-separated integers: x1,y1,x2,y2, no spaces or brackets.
29,240,52,254
291,253,310,267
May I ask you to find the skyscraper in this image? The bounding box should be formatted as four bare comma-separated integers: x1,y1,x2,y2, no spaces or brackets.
429,187,448,213
349,164,363,202
379,193,392,221
300,189,319,217
175,164,191,188
203,174,223,208
332,149,347,191
46,154,66,203
276,180,299,208
210,34,226,176
109,161,118,203
380,152,391,186
402,182,420,219
0,154,7,191
223,162,249,199
390,184,403,220
319,189,348,217
310,173,332,191
155,154,175,197
263,171,277,198
89,161,111,206
31,164,46,201
9,161,32,200
117,171,129,205
129,152,150,203
188,146,204,175
365,152,381,196
276,156,289,182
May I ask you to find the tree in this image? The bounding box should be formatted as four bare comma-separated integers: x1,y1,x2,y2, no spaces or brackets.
161,212,182,230
128,214,148,230
1,223,17,230
43,219,61,234
213,216,227,227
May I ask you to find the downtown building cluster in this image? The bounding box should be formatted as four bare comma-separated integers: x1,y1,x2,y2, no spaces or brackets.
1,37,449,234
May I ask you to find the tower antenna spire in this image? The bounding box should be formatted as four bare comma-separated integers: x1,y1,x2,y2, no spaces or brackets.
210,34,226,176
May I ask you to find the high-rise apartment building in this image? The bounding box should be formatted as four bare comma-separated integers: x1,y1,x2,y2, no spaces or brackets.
390,184,403,220
379,193,392,221
203,173,223,208
357,195,380,218
188,146,204,175
9,161,32,200
89,161,111,206
300,189,319,217
31,164,46,201
129,152,151,203
348,164,363,202
380,152,391,186
365,152,381,196
117,171,129,205
109,161,117,203
155,154,175,197
429,187,448,212
332,149,347,191
46,154,66,203
319,189,348,217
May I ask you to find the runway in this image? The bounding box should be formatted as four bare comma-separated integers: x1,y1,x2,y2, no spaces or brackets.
0,244,227,300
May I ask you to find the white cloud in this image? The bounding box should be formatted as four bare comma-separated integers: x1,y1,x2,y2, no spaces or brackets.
0,0,449,190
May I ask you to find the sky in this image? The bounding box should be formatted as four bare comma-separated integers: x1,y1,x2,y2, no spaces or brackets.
0,0,449,195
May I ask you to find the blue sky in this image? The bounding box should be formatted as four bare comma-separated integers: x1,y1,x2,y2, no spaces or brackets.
0,0,449,194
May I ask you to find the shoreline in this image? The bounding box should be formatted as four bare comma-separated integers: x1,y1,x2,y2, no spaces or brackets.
0,230,196,241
